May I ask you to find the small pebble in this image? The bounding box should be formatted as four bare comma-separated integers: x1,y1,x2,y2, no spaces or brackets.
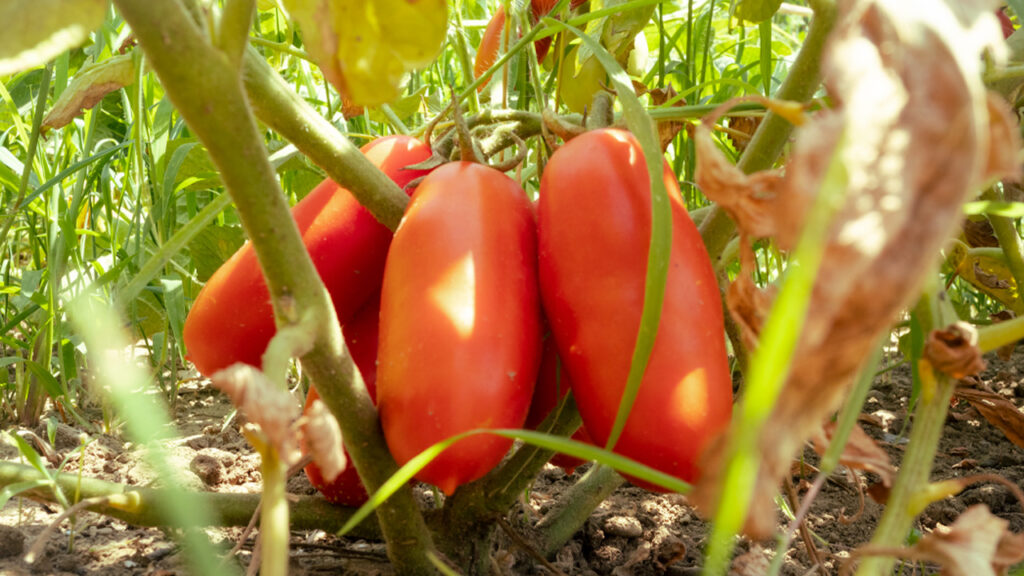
603,515,643,539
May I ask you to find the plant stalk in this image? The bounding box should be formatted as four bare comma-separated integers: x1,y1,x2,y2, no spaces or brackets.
854,287,959,576
982,186,1024,301
0,460,382,538
258,445,288,576
241,50,409,231
535,464,625,557
698,0,837,262
111,1,436,572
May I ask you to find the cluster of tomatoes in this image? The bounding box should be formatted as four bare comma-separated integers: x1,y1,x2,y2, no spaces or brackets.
182,128,733,505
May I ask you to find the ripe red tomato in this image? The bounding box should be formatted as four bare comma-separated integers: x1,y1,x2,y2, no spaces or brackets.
537,128,732,488
304,294,379,506
377,161,542,496
474,0,589,84
524,335,595,475
183,136,431,377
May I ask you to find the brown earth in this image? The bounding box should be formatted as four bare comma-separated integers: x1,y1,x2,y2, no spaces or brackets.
2,347,1023,575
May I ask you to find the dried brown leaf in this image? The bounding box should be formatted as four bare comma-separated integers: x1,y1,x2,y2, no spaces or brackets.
211,363,301,466
955,387,1024,451
648,85,687,152
300,399,347,483
42,53,137,132
692,0,1021,538
811,422,895,487
924,322,986,379
912,505,1019,576
964,217,999,248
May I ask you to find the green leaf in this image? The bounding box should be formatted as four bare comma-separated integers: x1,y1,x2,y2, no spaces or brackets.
338,427,691,537
0,0,108,77
367,86,427,125
41,52,137,132
188,225,246,282
282,0,447,106
734,0,783,24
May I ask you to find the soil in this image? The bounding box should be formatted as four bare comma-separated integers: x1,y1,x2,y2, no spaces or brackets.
2,347,1024,576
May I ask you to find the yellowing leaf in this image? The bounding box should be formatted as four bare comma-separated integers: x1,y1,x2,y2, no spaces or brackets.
42,52,137,132
0,0,108,77
284,0,447,107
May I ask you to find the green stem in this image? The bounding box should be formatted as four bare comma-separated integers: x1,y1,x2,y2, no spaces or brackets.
698,0,837,262
112,2,437,573
217,0,255,67
241,49,409,231
977,311,1024,352
535,465,625,557
855,287,959,576
0,460,382,538
259,446,289,576
981,187,1024,302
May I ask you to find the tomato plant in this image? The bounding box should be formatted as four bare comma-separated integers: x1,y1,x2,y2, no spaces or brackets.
536,128,733,486
376,161,543,496
182,136,431,377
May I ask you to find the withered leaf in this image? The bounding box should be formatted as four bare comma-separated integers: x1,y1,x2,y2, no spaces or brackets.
811,422,894,487
963,217,999,248
955,387,1024,451
42,53,137,132
211,363,301,466
300,399,346,483
692,0,1021,539
923,322,986,380
911,505,1022,576
647,85,687,152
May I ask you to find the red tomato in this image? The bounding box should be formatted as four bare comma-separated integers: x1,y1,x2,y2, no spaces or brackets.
537,128,732,488
303,294,380,506
377,162,542,496
999,9,1015,39
524,335,595,475
474,0,590,85
183,136,431,377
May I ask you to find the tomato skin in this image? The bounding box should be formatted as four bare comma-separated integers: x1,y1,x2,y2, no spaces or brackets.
537,128,732,488
303,294,380,506
473,7,507,82
377,162,542,496
182,136,431,377
524,336,594,474
473,0,589,84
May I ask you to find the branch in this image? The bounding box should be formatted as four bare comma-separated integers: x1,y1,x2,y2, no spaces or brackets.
698,1,838,262
112,1,437,572
241,50,409,231
0,461,381,539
